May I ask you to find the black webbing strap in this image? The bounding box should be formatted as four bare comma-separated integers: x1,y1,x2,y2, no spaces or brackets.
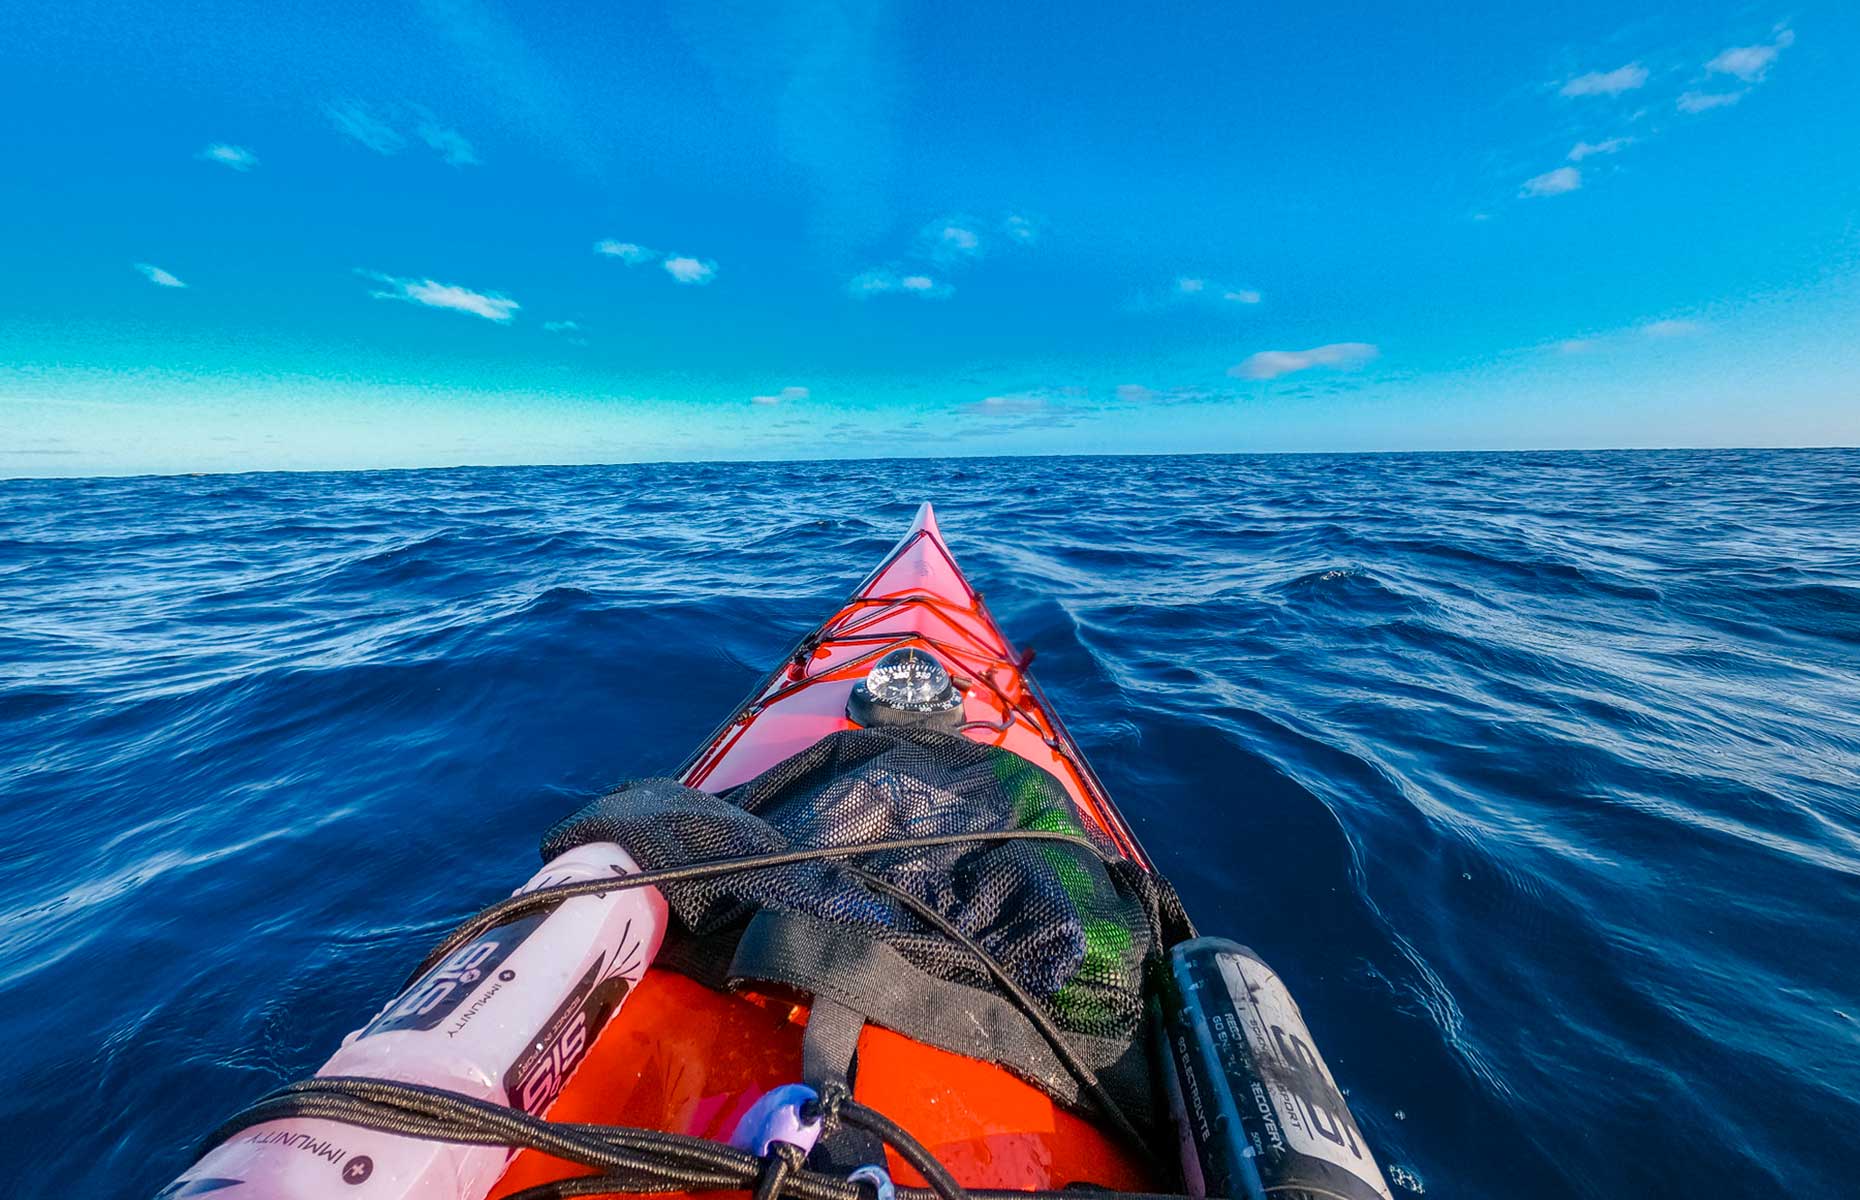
803,996,865,1093
802,997,885,1172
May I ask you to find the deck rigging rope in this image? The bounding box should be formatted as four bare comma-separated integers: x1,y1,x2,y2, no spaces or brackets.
403,829,1143,1147
197,829,1175,1199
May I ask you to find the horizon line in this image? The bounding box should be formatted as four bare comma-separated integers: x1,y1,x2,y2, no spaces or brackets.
5,442,1857,484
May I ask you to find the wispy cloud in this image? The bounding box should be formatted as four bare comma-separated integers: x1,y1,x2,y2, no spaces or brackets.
1135,275,1263,311
1110,383,1224,406
594,239,656,265
1568,137,1632,161
1560,63,1649,98
662,256,717,285
328,101,406,154
955,387,1092,433
416,0,596,181
1676,28,1794,116
329,101,480,163
976,393,1049,413
1677,90,1743,113
848,269,951,299
1181,277,1262,303
1230,342,1378,381
1520,165,1582,198
542,319,587,345
673,3,902,252
1546,317,1706,354
923,218,982,262
751,386,809,406
593,241,718,285
1002,213,1038,243
415,111,480,166
1707,28,1793,83
134,263,186,289
853,210,1035,298
360,270,518,322
198,143,259,171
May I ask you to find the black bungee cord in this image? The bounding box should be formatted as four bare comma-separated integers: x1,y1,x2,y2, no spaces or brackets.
194,828,1177,1200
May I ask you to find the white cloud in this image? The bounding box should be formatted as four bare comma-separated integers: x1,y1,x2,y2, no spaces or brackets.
1560,64,1649,97
134,263,186,288
848,269,950,299
329,102,478,164
1229,342,1378,381
1568,137,1632,161
1545,319,1705,354
978,394,1049,413
360,270,518,322
662,256,717,285
930,221,981,257
1520,165,1582,197
415,113,479,167
595,239,724,286
1678,90,1744,114
1110,384,1220,406
1002,214,1037,243
542,319,587,345
594,239,655,264
752,386,809,406
1153,276,1260,307
327,101,405,154
198,143,259,171
1708,29,1793,83
961,387,1088,420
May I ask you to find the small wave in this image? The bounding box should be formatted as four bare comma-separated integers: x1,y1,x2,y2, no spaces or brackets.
1272,563,1439,618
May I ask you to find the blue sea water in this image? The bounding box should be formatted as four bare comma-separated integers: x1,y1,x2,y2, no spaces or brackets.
2,450,1858,1199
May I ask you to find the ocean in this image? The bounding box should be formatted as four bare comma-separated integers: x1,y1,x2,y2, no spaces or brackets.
2,449,1857,1198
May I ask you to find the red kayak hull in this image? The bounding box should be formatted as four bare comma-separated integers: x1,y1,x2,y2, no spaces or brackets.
490,505,1153,1197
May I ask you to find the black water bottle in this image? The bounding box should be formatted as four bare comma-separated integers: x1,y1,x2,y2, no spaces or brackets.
1157,938,1392,1200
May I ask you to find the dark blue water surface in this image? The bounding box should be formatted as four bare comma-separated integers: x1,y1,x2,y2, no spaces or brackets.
4,451,1859,1199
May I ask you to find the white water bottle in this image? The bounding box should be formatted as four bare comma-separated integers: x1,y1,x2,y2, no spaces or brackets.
160,842,667,1199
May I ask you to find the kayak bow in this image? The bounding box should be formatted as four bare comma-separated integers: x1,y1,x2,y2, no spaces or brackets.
682,503,1147,864
491,504,1157,1197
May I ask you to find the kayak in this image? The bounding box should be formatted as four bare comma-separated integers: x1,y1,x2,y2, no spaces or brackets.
164,504,1390,1200
494,503,1152,1197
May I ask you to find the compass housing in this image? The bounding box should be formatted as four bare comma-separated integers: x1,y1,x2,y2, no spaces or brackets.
846,647,965,732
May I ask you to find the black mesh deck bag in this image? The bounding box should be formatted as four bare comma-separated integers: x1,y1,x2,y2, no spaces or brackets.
542,725,1191,1131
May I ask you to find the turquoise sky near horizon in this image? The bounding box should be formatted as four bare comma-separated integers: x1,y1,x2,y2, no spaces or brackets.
2,1,1857,477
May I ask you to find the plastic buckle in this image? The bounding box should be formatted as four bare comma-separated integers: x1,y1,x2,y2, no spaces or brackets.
728,1083,824,1157
849,1164,896,1200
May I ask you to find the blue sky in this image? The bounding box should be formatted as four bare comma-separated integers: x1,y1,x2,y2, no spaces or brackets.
3,1,1856,475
